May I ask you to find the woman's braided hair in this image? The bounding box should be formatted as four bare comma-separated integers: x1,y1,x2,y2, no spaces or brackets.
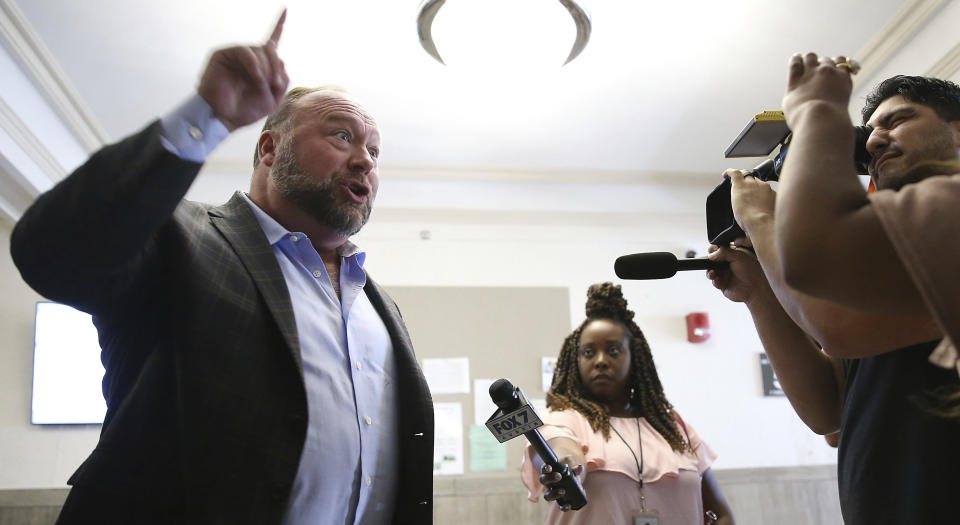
545,283,688,452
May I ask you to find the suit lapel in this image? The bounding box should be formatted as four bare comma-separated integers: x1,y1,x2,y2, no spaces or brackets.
363,280,418,379
364,278,434,517
364,283,433,419
364,278,432,420
209,192,302,372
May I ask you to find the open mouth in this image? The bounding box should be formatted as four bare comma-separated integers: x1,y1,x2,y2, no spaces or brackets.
344,180,370,201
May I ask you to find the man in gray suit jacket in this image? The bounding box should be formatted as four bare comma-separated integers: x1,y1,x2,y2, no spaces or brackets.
10,11,433,525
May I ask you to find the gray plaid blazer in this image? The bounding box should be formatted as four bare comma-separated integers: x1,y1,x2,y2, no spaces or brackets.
11,122,434,525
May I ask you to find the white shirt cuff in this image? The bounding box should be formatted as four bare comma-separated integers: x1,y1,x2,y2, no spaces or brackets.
159,94,230,163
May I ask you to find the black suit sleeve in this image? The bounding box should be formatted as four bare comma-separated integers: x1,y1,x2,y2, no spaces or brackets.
10,121,203,313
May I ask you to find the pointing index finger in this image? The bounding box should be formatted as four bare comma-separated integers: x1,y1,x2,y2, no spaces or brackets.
268,8,287,45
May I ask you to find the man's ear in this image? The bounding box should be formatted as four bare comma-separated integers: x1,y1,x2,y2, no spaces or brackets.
258,130,278,167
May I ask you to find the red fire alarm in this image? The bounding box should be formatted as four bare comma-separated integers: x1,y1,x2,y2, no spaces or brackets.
685,312,710,343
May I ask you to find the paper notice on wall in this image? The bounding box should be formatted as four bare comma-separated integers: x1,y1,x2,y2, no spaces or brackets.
541,356,557,392
433,402,464,475
422,357,471,394
473,378,497,425
469,424,507,472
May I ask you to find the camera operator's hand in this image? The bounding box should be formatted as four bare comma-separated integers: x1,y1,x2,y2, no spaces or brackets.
725,168,776,237
782,53,854,130
707,243,772,305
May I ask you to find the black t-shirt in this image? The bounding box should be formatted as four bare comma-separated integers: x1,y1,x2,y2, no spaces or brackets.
839,340,960,524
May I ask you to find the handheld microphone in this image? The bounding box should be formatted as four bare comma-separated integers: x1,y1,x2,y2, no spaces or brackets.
614,251,728,280
486,379,587,511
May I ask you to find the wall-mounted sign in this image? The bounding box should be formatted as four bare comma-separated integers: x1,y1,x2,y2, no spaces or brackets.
759,353,785,397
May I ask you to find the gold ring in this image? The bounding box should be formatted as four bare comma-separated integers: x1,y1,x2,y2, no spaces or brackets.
835,59,861,74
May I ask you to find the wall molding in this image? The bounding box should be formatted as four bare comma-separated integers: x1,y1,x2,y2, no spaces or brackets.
926,41,960,80
0,168,34,223
0,488,67,507
852,0,949,89
0,95,64,189
430,466,841,525
201,158,718,186
0,0,108,152
368,207,703,228
0,465,842,525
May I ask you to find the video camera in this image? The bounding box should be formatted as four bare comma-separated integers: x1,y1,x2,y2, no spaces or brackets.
705,111,873,245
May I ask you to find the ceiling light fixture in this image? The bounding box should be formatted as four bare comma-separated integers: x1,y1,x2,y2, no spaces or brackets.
417,0,592,67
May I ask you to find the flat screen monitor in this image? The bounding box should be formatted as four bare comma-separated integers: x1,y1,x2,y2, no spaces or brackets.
31,302,106,424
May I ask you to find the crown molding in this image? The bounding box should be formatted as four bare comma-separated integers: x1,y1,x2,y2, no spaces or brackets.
926,41,960,80
367,207,703,228
0,93,67,222
0,95,64,188
0,0,108,152
377,164,715,186
200,158,716,187
0,156,38,223
852,0,949,89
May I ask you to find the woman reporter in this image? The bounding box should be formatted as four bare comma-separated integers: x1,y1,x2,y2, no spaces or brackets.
520,283,733,524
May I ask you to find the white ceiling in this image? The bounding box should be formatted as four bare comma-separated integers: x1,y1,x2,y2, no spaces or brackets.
2,0,959,221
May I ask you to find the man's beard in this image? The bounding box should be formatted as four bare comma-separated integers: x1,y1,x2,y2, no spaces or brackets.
270,141,373,238
872,127,958,190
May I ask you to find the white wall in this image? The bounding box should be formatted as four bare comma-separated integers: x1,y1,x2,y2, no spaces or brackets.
0,167,837,490
0,220,100,490
195,170,839,470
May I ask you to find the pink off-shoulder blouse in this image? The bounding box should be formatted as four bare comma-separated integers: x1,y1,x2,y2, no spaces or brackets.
520,409,716,525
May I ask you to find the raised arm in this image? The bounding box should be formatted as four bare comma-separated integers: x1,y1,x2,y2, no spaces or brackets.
725,169,940,357
708,243,844,434
775,53,926,315
707,170,940,432
10,11,290,311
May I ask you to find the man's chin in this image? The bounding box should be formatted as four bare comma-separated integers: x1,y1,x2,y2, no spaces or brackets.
326,220,365,238
291,198,369,237
327,212,370,238
877,163,946,191
874,167,906,191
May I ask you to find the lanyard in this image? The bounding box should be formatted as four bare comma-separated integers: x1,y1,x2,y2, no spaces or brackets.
610,418,646,511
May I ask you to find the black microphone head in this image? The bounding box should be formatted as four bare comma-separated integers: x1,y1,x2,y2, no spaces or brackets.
489,379,519,411
614,252,678,280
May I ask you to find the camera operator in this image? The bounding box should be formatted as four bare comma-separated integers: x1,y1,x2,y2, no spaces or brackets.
707,57,960,525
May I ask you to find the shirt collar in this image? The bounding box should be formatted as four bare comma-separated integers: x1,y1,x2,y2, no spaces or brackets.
240,193,366,265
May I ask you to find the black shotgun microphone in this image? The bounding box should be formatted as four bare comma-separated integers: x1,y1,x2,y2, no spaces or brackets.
615,251,728,280
486,379,587,511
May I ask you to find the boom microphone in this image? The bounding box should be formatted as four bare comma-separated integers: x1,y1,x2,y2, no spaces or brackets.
615,251,727,280
486,379,587,511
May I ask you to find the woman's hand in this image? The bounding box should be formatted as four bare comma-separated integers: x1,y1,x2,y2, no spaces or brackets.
538,441,588,511
539,460,585,511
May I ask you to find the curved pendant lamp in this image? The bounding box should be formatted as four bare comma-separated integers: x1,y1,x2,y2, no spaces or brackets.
417,0,592,66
